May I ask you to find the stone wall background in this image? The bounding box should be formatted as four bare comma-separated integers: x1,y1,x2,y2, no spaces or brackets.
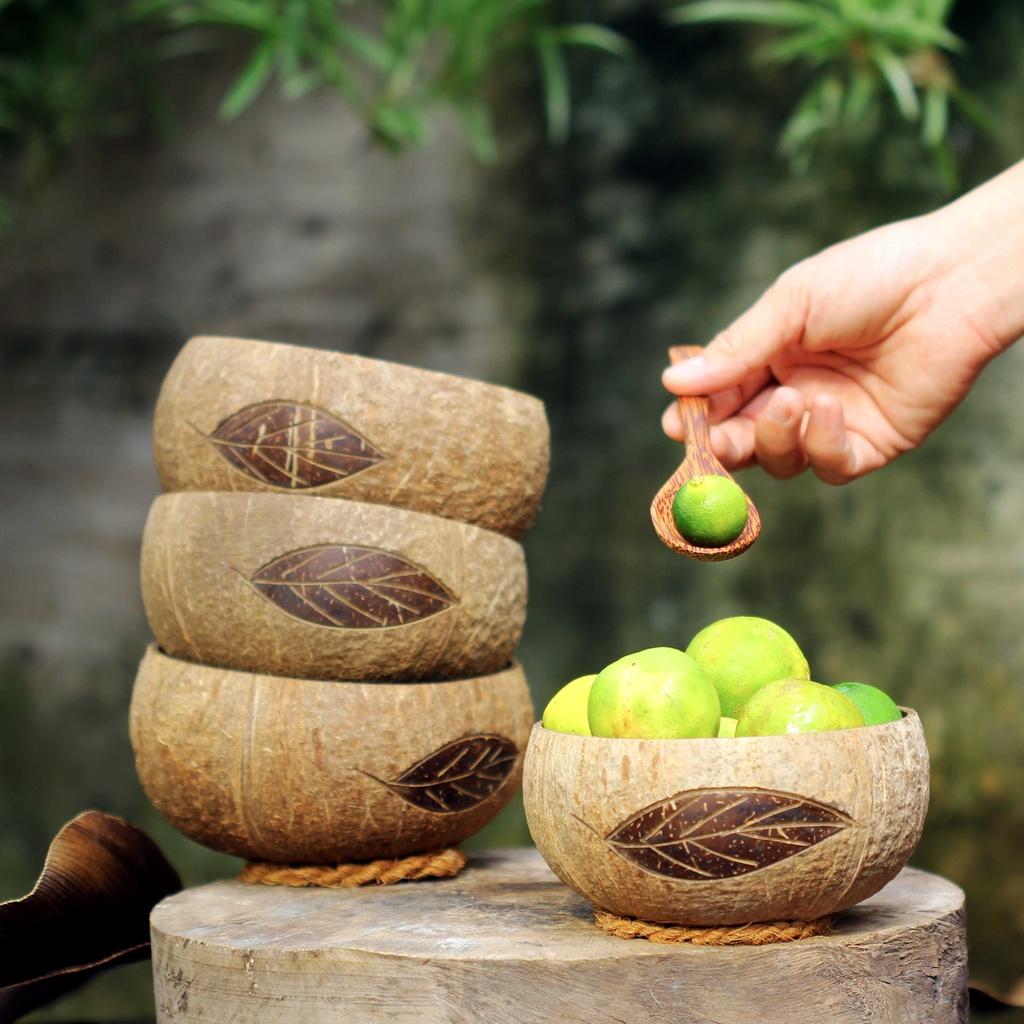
3,4,1024,1017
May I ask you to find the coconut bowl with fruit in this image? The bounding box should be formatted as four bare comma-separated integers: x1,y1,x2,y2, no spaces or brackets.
524,618,929,927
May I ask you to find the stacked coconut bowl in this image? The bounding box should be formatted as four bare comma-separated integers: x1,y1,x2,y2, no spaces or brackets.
130,336,549,867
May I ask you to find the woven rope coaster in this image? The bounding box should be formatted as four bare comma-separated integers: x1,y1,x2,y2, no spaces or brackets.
239,847,467,889
594,908,834,945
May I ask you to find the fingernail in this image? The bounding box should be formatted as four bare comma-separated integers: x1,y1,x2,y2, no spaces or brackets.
663,357,709,388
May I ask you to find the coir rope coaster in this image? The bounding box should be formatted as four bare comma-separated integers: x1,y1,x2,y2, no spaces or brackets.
594,908,834,945
240,847,467,888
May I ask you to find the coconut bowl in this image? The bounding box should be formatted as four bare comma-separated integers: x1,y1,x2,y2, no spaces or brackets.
140,491,525,681
153,336,550,538
523,713,929,925
130,646,534,863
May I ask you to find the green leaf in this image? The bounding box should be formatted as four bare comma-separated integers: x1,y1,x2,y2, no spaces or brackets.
779,101,825,157
371,104,431,149
844,67,876,123
929,137,957,193
536,32,571,144
280,66,321,100
220,39,276,119
870,45,919,120
306,42,361,105
755,26,841,65
921,84,948,146
864,11,963,52
338,26,394,72
920,0,957,21
173,0,278,32
778,75,841,158
668,1,830,29
549,24,632,58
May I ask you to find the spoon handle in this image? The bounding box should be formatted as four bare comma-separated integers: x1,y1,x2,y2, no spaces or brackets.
668,345,712,453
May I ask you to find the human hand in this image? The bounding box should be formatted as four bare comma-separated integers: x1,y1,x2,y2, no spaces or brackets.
662,163,1024,484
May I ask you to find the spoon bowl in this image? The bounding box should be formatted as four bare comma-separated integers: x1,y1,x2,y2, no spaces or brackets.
651,345,761,561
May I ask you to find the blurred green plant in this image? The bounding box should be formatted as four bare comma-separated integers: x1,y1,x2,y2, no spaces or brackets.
0,0,627,220
0,0,157,226
669,0,989,187
138,0,629,158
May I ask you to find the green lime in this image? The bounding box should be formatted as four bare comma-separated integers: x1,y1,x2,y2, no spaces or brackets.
831,682,901,726
588,647,720,739
736,679,865,736
717,716,738,738
542,674,597,735
686,616,810,718
672,475,748,547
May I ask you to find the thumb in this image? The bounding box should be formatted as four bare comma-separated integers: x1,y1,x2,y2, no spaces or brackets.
663,274,807,395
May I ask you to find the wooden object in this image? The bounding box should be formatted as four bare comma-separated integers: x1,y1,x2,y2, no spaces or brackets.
130,646,533,864
239,848,467,887
150,848,968,1024
0,812,180,1023
651,344,761,561
153,336,550,538
140,492,526,681
592,908,833,944
523,713,929,925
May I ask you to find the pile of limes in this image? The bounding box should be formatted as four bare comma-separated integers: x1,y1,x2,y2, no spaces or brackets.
542,616,902,739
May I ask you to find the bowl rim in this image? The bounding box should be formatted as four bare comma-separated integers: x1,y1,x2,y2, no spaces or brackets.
530,707,920,746
183,335,548,408
146,488,528,543
143,644,524,690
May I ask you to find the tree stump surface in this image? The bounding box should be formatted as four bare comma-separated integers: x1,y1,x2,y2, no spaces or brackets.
151,848,967,1024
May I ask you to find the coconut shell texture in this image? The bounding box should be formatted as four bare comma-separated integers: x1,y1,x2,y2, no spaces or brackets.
130,647,534,863
153,336,550,538
524,713,929,925
140,492,526,681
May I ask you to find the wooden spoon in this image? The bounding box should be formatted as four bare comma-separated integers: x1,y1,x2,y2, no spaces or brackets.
650,344,761,561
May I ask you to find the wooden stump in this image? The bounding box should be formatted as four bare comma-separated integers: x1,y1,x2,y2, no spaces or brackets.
151,849,967,1024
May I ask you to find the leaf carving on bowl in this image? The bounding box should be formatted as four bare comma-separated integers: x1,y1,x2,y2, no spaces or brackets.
362,735,519,813
247,544,458,628
586,787,854,881
204,400,385,488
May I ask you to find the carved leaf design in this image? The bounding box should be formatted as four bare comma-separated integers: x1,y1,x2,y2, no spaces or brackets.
249,544,458,628
366,735,519,813
206,400,385,488
595,787,853,881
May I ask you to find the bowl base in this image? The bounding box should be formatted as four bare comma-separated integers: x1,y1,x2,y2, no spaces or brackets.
593,907,833,945
238,847,466,888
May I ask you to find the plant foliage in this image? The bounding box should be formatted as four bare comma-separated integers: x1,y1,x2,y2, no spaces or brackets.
0,0,627,217
669,0,987,186
137,0,629,157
